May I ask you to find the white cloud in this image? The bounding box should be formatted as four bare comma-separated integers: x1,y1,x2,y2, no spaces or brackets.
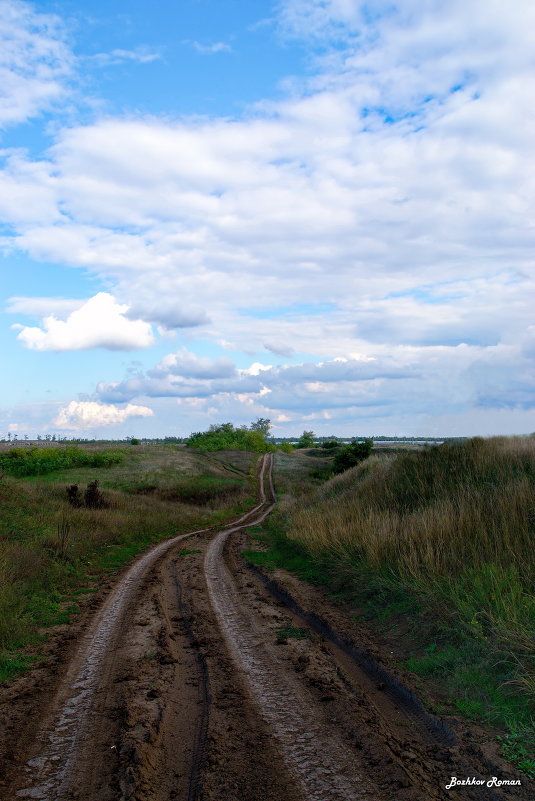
189,40,232,54
148,347,236,379
264,341,295,357
54,400,154,430
90,47,161,66
0,0,73,128
13,292,155,351
0,0,534,434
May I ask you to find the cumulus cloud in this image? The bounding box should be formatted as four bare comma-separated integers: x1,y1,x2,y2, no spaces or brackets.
96,352,418,407
54,400,154,430
13,292,155,351
148,348,236,379
5,0,532,360
0,0,73,128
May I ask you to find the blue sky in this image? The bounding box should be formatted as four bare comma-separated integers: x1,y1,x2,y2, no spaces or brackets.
0,0,534,438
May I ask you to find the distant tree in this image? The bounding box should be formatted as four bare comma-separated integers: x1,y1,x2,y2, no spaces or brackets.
332,438,373,474
296,430,315,449
187,420,275,453
249,418,271,437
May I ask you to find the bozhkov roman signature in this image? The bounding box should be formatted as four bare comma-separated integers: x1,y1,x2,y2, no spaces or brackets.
446,777,522,789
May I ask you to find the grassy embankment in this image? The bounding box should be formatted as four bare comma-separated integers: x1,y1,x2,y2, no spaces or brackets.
244,438,535,775
0,443,257,683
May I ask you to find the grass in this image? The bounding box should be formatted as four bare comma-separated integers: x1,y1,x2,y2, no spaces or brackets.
0,443,257,683
244,440,535,776
276,625,310,640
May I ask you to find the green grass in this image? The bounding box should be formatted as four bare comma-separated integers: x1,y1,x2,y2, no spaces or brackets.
276,625,310,640
0,445,124,477
497,727,535,778
0,444,259,684
245,519,534,772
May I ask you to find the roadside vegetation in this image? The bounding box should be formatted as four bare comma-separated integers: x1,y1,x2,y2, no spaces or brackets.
245,437,535,776
0,446,123,477
187,419,275,453
0,443,257,683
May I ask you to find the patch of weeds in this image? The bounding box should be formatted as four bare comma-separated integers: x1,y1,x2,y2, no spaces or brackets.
0,652,42,684
406,644,462,677
179,549,202,555
241,549,276,570
498,727,535,778
276,626,310,640
309,468,333,481
249,533,267,541
454,698,488,720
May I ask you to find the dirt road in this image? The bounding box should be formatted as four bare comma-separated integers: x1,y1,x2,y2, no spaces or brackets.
1,454,529,800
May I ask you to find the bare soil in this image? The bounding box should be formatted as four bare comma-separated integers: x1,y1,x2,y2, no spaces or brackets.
0,454,530,801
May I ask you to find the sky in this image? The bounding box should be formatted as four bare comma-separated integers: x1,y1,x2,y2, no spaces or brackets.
0,0,534,439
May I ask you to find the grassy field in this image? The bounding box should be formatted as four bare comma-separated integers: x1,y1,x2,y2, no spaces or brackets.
248,438,535,776
0,443,257,682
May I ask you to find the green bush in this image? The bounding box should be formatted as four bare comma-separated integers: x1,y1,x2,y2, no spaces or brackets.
332,438,373,473
186,421,275,453
296,430,315,448
321,439,340,450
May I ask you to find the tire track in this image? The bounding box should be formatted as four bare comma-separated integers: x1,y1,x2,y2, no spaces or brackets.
204,454,377,801
8,457,273,801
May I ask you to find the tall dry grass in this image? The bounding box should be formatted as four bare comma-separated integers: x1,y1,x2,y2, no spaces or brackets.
290,437,534,578
288,437,535,694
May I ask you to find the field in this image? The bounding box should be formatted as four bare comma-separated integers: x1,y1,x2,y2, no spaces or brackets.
1,436,533,793
0,442,256,682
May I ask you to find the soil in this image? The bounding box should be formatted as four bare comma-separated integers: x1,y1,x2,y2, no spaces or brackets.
0,454,531,801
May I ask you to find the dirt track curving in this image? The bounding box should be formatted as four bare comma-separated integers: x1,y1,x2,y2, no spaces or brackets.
1,453,530,801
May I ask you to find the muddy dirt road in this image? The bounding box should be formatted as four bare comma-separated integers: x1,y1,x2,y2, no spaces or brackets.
0,454,529,801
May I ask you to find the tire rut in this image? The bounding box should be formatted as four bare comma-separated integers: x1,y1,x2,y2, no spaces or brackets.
5,457,272,801
204,456,379,801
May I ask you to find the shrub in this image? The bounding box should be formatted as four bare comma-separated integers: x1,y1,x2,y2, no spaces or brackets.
296,431,315,449
321,439,340,450
84,480,105,509
186,421,275,453
332,438,373,473
66,485,82,507
278,443,294,454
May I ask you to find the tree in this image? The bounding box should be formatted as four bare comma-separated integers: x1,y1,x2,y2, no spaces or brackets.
249,418,271,437
332,438,373,474
296,430,315,449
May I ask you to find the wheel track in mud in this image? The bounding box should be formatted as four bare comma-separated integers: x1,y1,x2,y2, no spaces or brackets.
5,455,274,801
204,453,377,801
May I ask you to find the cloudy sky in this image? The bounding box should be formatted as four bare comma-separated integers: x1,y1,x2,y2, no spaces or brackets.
1,0,534,439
